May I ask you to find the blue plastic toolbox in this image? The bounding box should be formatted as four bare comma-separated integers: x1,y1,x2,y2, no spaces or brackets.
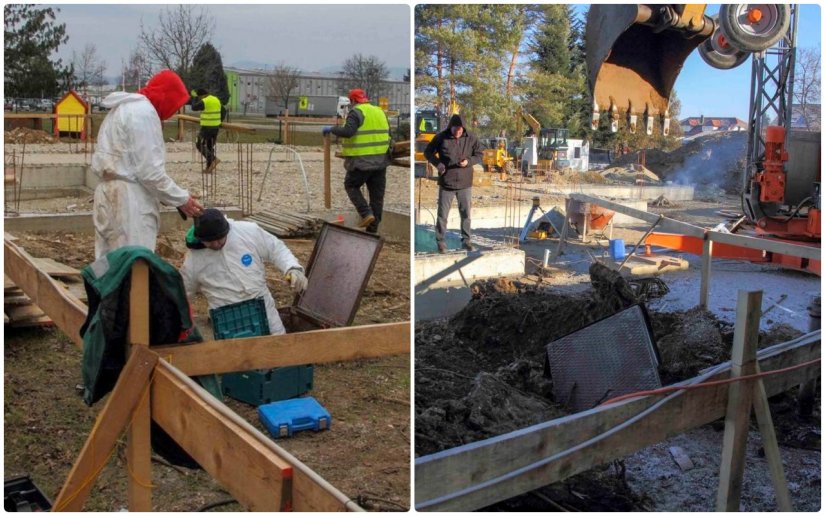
258,396,331,438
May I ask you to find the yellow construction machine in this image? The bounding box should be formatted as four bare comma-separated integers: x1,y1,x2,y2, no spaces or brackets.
481,137,514,179
517,108,570,173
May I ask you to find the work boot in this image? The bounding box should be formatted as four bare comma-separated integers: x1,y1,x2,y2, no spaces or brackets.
208,158,221,173
358,214,376,228
436,241,447,254
462,240,475,252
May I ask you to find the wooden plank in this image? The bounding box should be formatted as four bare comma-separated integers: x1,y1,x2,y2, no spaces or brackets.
753,363,793,510
4,240,87,347
414,332,820,511
127,261,152,511
155,321,410,376
174,114,256,134
699,238,712,308
53,346,158,512
292,469,348,512
570,193,705,238
4,293,33,306
151,363,292,511
5,303,49,322
717,290,761,510
324,135,332,209
30,257,82,279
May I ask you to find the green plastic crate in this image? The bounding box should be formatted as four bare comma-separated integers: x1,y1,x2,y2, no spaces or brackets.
211,298,314,406
210,298,269,340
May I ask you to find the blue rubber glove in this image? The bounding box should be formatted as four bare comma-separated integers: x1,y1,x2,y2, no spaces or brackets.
322,126,333,136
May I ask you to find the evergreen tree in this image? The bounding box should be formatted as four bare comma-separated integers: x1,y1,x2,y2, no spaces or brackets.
4,5,72,98
188,42,230,105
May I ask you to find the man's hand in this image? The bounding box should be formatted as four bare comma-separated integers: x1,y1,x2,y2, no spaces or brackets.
436,163,446,174
178,195,204,218
459,159,469,167
285,268,308,293
322,126,333,136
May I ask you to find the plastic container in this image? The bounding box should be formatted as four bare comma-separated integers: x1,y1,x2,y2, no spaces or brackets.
222,365,314,406
4,475,52,512
609,239,626,261
210,298,269,340
258,396,331,438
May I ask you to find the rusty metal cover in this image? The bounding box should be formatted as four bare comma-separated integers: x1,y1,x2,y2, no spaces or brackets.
545,304,661,412
292,223,383,328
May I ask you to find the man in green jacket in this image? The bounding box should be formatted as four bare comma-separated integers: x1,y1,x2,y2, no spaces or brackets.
322,88,391,234
190,87,225,173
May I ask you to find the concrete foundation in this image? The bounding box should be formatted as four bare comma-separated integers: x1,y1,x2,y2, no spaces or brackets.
416,198,650,230
334,210,410,244
415,247,525,288
14,164,92,190
4,207,245,235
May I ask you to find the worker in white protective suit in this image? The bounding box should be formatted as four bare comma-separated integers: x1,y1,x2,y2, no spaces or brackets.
180,208,309,335
91,69,203,258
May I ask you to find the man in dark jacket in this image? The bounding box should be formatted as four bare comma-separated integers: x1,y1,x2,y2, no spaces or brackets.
322,88,391,234
424,114,483,252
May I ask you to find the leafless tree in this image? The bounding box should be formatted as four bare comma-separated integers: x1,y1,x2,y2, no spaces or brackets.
267,63,301,114
138,5,214,82
120,48,152,92
793,47,821,131
339,54,389,103
72,43,106,98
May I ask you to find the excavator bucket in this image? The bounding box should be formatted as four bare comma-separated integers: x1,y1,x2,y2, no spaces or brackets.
586,4,714,135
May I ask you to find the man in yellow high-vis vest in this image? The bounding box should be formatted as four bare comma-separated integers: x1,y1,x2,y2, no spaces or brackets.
322,88,391,233
190,88,225,173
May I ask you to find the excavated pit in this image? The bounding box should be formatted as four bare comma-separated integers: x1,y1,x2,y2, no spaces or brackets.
415,264,815,510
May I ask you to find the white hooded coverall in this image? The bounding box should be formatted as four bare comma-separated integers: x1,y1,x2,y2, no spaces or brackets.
180,219,303,335
91,92,190,258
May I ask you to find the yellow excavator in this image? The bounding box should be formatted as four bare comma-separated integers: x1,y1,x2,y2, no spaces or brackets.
517,108,570,173
586,4,789,135
481,137,514,179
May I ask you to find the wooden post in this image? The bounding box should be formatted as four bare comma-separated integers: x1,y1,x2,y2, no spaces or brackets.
127,260,152,511
323,134,332,209
553,198,570,262
52,347,158,511
752,363,793,511
177,116,184,142
716,290,761,511
699,235,713,308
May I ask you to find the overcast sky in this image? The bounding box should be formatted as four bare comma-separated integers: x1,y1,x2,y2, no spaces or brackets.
48,4,411,79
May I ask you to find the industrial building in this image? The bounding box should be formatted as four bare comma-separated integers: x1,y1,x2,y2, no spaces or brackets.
225,67,410,116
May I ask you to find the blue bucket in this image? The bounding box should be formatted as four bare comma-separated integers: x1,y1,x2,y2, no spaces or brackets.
609,239,626,261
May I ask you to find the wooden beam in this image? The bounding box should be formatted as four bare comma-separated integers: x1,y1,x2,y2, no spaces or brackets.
716,290,761,510
324,134,332,209
569,193,705,238
699,236,713,308
753,363,793,511
174,114,256,134
4,239,87,348
127,261,152,511
155,321,410,376
151,362,293,511
53,346,158,511
414,332,820,511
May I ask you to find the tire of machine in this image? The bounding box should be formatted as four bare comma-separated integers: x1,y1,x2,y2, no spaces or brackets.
718,4,791,53
698,15,750,70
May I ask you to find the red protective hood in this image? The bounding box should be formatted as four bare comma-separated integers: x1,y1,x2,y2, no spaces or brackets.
139,69,189,121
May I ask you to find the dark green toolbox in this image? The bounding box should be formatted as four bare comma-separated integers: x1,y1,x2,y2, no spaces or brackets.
210,298,314,406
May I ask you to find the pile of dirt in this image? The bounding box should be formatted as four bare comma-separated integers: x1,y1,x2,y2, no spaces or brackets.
612,131,747,193
4,127,57,144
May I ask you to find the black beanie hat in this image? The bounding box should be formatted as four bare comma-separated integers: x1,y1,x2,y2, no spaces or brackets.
194,208,230,241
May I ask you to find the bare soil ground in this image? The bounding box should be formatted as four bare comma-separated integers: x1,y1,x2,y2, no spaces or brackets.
415,273,820,511
4,138,411,511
